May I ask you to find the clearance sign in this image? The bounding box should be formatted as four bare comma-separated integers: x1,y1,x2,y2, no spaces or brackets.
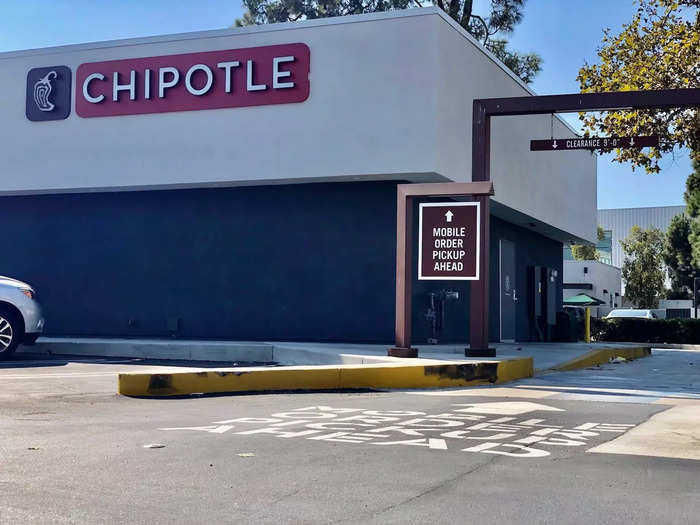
65,43,308,118
418,202,480,280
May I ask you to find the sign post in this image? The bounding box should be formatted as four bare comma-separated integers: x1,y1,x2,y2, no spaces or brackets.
470,88,699,349
391,88,699,360
389,182,494,359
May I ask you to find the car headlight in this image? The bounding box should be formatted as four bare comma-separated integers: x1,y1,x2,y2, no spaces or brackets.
20,288,35,300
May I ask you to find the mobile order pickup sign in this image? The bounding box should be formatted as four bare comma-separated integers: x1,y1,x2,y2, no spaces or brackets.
418,202,480,280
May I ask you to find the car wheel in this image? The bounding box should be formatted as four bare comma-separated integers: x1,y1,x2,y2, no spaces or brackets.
0,307,21,358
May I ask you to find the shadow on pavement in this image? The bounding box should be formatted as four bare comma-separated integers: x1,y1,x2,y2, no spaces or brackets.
0,353,277,370
125,388,379,400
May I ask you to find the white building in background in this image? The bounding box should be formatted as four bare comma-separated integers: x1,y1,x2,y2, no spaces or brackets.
565,205,686,303
563,260,621,317
597,205,686,268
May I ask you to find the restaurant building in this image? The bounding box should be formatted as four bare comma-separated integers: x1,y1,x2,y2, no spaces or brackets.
0,8,596,344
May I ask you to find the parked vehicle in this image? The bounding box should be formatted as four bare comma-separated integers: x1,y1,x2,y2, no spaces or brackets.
605,309,657,320
0,276,44,357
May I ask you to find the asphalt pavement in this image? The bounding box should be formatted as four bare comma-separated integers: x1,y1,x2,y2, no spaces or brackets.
1,350,698,524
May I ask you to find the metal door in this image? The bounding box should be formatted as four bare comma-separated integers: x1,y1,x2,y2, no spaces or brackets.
499,239,517,341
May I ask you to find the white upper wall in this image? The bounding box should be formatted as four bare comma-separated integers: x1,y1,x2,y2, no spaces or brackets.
0,8,596,242
435,14,596,243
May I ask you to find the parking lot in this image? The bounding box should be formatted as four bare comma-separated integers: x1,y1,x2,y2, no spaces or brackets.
1,350,699,524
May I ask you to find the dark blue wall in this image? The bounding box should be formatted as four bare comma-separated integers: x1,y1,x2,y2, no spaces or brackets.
488,216,563,342
0,182,561,343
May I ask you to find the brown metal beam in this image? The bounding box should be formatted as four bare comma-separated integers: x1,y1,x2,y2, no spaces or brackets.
477,88,700,117
468,194,492,356
389,191,415,358
467,100,494,356
398,181,494,197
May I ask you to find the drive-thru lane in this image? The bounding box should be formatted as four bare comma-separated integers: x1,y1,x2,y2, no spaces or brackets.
1,350,698,524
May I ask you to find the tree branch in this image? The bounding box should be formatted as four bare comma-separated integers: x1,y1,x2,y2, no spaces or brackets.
472,14,489,44
460,0,474,28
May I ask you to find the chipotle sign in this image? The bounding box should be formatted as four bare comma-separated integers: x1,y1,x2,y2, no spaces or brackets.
418,202,480,280
76,43,310,118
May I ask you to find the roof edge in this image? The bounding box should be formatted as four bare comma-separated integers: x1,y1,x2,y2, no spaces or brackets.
0,7,444,60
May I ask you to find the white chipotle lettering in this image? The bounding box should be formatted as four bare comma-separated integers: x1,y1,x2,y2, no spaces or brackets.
82,56,296,103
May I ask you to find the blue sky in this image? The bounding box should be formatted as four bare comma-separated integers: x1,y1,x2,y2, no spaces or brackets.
0,0,691,209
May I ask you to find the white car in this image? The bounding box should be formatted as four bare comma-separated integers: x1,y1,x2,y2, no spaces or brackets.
605,309,657,320
0,276,45,357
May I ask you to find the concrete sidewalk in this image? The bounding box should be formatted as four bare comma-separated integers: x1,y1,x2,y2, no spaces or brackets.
21,337,647,371
17,337,651,396
267,341,651,372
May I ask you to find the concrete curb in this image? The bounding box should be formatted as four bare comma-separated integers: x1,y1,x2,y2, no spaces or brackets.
638,343,700,351
118,357,534,396
548,346,651,372
20,338,274,363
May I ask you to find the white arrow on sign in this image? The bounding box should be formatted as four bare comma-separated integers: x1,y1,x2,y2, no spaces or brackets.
630,137,635,146
552,140,558,149
445,210,454,222
452,401,565,415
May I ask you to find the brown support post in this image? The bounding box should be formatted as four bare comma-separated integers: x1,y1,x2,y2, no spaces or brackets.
389,181,494,358
389,188,417,358
468,101,495,357
468,195,492,356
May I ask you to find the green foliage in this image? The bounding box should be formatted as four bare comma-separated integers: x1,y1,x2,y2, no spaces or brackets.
234,0,412,25
681,159,700,273
234,0,542,83
571,244,597,261
570,225,606,261
577,0,700,173
684,159,700,217
592,317,700,344
620,225,666,308
663,213,695,298
480,38,541,85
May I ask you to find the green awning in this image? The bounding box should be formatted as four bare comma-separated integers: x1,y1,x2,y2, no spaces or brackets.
563,293,606,306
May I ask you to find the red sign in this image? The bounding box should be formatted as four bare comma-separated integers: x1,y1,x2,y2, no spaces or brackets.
76,43,310,118
418,202,480,280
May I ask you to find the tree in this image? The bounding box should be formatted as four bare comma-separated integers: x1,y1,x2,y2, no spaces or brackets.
663,213,694,298
570,225,605,261
577,0,700,173
234,0,542,83
620,225,666,308
571,244,597,261
683,158,700,270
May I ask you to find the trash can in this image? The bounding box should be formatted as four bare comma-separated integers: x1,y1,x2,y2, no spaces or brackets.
555,312,575,343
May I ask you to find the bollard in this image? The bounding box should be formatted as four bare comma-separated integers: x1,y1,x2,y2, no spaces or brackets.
584,306,591,343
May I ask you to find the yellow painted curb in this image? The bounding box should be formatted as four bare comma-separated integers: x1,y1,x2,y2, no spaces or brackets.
118,357,534,397
554,346,651,372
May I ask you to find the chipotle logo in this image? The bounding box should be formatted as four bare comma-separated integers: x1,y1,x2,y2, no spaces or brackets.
75,43,310,118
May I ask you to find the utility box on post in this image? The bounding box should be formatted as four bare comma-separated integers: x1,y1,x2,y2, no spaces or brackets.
530,266,543,318
529,265,545,342
544,267,558,337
